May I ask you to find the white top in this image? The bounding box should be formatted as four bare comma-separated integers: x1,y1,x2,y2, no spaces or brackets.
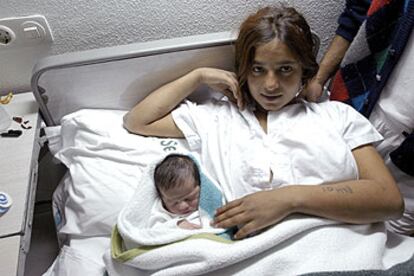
172,99,382,199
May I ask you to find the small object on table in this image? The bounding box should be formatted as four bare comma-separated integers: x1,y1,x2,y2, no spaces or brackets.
0,106,11,132
0,92,13,105
0,129,23,137
0,192,13,215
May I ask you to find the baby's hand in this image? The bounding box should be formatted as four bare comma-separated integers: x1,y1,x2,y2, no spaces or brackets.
177,219,202,230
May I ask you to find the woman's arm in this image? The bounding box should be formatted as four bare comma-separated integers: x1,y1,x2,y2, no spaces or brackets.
213,144,404,239
304,35,351,101
303,0,371,101
123,68,241,137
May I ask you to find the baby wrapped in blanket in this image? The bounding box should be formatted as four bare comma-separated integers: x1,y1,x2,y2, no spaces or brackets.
111,156,414,276
150,154,222,231
116,153,233,249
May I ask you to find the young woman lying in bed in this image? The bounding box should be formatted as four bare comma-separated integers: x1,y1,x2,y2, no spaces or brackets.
123,5,403,240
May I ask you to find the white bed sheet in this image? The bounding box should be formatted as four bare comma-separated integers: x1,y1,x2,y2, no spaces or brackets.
45,108,192,238
42,236,109,276
44,108,193,275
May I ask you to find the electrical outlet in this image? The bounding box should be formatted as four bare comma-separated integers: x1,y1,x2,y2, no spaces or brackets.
0,15,53,49
0,25,15,45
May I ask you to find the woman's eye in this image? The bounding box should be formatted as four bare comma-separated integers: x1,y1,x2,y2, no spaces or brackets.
280,66,293,73
252,66,264,73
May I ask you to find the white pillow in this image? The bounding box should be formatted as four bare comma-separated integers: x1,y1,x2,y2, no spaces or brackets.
47,109,192,237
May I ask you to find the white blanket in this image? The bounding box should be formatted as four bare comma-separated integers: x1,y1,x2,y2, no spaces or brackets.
110,150,414,276
116,157,229,249
105,214,414,276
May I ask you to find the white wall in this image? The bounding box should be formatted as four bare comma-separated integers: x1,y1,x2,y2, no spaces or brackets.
0,0,344,93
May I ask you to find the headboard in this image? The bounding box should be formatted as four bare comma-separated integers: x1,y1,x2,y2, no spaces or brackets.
31,32,236,126
31,31,319,126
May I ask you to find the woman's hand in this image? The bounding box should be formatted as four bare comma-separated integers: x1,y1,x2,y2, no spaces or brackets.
196,68,244,110
213,188,295,239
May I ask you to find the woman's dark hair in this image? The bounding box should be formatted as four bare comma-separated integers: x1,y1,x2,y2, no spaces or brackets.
154,154,200,194
235,5,319,105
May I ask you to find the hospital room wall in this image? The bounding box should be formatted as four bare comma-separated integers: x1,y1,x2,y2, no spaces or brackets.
0,0,343,94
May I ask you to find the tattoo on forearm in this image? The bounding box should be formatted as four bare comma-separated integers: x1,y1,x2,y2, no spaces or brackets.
322,185,353,194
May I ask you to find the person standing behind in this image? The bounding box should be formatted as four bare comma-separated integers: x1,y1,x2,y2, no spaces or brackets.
304,0,414,235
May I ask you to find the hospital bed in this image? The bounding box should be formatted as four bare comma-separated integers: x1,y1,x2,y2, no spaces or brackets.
31,31,414,275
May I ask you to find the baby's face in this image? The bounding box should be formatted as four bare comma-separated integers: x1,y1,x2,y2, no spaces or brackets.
160,178,200,215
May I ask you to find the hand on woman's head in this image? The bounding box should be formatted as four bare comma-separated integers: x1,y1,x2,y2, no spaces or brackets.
196,68,244,110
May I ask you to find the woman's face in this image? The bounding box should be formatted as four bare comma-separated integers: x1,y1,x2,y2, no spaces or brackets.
247,39,303,112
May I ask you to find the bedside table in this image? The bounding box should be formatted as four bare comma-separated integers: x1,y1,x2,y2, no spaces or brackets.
0,92,41,276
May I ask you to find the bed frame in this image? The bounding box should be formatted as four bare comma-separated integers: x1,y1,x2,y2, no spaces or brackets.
31,32,236,126
31,31,319,126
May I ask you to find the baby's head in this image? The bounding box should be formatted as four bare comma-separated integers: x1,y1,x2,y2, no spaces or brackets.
154,154,201,215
